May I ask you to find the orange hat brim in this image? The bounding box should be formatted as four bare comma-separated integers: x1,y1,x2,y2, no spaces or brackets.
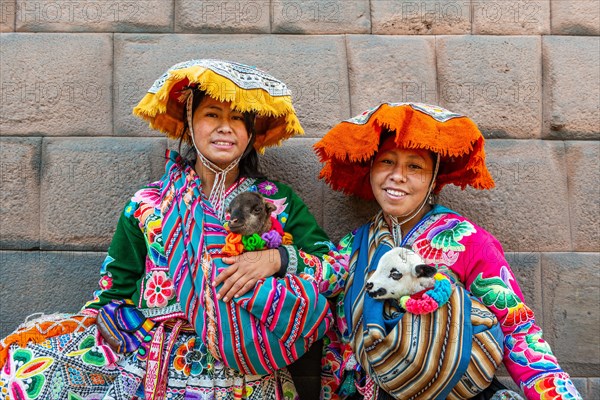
314,103,494,200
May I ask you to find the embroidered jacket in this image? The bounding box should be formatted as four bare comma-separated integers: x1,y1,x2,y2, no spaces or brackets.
322,206,581,400
84,177,347,318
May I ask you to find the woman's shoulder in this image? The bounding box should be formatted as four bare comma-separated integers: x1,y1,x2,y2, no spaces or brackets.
123,180,163,218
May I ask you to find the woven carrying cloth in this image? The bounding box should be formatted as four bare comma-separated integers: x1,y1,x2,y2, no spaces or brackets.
160,150,331,375
346,213,504,399
133,59,304,152
314,102,495,200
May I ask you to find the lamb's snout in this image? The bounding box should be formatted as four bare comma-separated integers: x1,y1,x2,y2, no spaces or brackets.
365,281,387,298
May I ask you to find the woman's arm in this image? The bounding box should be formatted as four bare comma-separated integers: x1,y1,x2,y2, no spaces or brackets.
82,202,146,311
460,228,581,400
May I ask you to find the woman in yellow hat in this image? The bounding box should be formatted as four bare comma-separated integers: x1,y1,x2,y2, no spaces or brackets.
316,103,580,400
0,60,347,399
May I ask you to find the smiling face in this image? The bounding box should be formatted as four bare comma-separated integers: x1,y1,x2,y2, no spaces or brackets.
370,137,435,224
191,96,250,169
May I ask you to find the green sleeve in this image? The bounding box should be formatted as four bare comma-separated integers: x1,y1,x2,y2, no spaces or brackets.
83,204,146,310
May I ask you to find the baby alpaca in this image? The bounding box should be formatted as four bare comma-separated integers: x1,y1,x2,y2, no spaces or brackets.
365,247,437,300
225,192,277,236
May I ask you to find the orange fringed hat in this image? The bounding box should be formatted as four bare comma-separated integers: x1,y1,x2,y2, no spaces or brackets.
314,102,495,200
133,59,304,152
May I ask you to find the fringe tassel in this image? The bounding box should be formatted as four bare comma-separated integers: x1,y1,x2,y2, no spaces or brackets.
0,314,96,369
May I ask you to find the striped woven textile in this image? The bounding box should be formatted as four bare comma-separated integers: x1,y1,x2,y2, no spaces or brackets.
160,150,331,375
345,215,504,399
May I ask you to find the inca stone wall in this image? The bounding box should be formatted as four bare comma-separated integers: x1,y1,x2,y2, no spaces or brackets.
0,1,598,398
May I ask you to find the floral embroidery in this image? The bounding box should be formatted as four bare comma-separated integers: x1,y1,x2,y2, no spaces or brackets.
144,271,175,308
98,275,113,290
533,375,581,400
505,322,559,370
8,348,53,399
258,181,278,196
173,338,209,377
470,273,522,310
413,218,475,266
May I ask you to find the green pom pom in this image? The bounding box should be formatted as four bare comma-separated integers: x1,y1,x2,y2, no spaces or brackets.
242,233,266,251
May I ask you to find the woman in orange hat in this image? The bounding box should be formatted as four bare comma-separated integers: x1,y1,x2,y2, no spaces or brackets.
0,60,347,399
316,103,581,400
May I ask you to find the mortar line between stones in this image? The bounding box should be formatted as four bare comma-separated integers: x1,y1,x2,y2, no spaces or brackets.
38,136,43,250
368,0,373,34
433,35,439,105
12,0,16,30
343,34,352,116
561,141,574,251
111,33,115,136
269,0,272,33
172,0,177,32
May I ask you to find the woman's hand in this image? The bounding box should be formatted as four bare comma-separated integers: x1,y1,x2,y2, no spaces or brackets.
213,249,281,302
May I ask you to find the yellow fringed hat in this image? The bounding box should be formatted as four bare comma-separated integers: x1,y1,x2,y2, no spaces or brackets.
133,59,304,152
314,102,495,200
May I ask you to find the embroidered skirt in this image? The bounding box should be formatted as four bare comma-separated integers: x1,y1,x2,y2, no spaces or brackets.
0,324,298,400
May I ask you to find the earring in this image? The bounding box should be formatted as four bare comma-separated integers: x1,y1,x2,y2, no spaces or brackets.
427,194,435,205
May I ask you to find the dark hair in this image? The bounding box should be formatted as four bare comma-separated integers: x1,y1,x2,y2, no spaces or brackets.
178,88,265,180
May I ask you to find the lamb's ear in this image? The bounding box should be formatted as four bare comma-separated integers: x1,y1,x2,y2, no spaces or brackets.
265,201,277,214
415,264,437,278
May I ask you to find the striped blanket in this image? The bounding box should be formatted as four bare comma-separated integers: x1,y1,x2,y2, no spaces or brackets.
160,151,331,375
345,217,504,399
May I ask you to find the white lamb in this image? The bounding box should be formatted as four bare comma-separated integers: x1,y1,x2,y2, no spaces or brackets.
365,246,438,300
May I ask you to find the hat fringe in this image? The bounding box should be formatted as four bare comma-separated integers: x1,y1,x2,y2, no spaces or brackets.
133,64,304,148
314,103,495,199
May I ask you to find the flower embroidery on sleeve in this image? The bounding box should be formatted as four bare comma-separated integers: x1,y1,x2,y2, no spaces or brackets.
144,271,175,308
413,218,475,266
470,271,535,328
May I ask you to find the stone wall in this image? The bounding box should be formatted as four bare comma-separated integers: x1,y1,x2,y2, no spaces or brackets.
0,0,598,397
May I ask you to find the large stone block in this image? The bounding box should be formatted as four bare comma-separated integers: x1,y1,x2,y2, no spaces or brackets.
322,187,380,243
114,34,350,137
551,0,600,35
0,250,105,337
472,0,550,34
14,0,172,32
0,137,41,249
542,36,600,139
437,36,542,138
371,0,471,34
272,0,370,34
175,0,270,33
0,33,112,136
261,138,325,226
565,141,600,252
346,35,437,113
439,140,571,252
0,0,15,31
541,252,600,375
39,137,166,250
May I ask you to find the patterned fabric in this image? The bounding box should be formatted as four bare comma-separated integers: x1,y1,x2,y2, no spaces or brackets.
1,152,347,399
321,205,582,400
0,325,297,400
343,212,504,399
160,150,332,375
